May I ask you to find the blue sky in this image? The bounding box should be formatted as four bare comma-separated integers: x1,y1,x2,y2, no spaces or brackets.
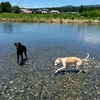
0,0,100,8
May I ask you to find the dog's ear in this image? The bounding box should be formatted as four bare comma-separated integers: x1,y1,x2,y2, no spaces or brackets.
14,43,17,46
18,42,21,46
58,58,61,60
58,58,62,62
18,42,22,46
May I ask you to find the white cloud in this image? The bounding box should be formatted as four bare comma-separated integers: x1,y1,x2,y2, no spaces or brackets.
12,3,17,6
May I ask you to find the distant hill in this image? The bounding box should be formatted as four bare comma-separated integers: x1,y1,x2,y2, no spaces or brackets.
61,4,100,8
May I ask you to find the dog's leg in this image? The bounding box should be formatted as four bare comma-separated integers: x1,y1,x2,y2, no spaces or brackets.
24,51,28,61
76,65,82,74
21,54,23,62
20,54,24,66
55,67,66,73
83,66,87,73
76,60,83,74
76,65,79,70
77,65,87,75
17,55,19,66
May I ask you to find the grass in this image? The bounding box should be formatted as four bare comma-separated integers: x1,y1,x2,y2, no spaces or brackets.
0,13,100,23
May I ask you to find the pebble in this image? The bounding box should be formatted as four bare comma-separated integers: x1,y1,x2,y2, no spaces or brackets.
10,81,14,84
0,47,100,100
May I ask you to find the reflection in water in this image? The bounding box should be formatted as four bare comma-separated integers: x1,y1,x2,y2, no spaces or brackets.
0,22,100,59
2,22,13,34
80,32,100,44
78,24,100,45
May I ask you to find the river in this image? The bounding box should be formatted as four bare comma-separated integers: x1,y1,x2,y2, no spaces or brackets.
0,22,100,59
0,22,100,99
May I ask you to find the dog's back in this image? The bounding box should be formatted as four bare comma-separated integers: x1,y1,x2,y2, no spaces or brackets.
63,57,81,64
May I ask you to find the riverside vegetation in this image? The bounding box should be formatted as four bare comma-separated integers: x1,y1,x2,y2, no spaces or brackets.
0,1,100,23
0,13,100,23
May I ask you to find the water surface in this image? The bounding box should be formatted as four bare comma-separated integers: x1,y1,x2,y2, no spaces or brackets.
0,22,100,59
0,22,100,100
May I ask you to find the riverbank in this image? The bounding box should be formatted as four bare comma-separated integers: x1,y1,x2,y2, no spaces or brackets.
0,18,100,23
0,47,100,100
0,13,100,23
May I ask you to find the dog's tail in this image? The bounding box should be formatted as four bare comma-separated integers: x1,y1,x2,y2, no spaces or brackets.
82,53,89,61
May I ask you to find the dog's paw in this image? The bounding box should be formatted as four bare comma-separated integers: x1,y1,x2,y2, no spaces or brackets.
16,63,19,66
83,69,87,73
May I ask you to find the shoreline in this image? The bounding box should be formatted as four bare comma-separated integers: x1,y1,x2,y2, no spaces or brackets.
0,18,100,24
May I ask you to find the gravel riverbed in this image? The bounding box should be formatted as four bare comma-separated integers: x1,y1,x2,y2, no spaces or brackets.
0,47,100,100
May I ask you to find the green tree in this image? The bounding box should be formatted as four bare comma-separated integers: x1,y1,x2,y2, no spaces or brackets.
90,10,100,17
11,6,20,13
1,1,11,12
0,4,2,12
80,10,89,17
81,9,100,18
79,5,85,13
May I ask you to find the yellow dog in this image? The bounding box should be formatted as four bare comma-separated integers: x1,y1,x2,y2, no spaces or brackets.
54,53,89,74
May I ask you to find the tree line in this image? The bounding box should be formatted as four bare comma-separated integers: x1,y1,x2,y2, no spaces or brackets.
0,1,100,18
0,1,20,13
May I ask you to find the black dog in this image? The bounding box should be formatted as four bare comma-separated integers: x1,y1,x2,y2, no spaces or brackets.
14,42,28,66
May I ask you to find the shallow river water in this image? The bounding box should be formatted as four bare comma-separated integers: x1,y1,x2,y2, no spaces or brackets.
0,22,100,100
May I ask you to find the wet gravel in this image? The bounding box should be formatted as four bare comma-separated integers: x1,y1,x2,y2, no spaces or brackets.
0,46,100,100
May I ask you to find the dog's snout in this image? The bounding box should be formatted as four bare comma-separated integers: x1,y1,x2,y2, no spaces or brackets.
55,62,58,66
16,46,19,49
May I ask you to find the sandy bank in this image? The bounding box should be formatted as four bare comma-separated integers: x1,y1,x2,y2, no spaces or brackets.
0,18,100,23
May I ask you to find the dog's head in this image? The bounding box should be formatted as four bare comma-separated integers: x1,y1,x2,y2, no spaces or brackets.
14,42,22,49
54,58,61,66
